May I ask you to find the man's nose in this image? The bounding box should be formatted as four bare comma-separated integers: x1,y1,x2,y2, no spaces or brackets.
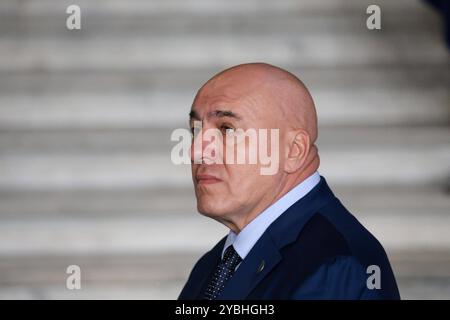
190,128,222,164
190,128,204,163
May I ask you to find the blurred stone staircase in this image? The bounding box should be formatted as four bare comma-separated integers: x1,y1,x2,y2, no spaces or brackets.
0,0,449,299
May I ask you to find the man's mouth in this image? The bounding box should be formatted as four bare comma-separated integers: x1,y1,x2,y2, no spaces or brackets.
196,174,222,185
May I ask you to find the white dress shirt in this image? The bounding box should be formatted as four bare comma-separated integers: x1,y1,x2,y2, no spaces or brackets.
222,171,321,266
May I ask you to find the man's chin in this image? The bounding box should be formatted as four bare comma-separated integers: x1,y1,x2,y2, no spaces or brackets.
196,202,229,219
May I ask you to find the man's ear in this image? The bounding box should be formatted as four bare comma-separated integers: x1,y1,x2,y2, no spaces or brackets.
284,129,310,174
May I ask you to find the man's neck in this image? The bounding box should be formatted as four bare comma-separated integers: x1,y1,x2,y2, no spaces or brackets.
221,170,320,233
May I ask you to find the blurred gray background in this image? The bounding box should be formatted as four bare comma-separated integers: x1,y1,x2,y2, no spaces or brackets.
0,0,449,299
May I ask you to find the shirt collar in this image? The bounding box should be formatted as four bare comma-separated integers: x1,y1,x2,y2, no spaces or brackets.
222,171,321,259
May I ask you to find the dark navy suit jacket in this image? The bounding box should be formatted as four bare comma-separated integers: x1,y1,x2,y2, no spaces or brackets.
179,176,400,300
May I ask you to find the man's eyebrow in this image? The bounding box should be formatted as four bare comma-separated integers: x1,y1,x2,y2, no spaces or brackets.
209,109,242,120
189,109,242,122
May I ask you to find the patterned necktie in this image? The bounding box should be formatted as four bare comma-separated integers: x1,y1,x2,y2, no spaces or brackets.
203,245,242,300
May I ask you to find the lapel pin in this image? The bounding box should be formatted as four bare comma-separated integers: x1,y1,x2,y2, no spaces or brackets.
257,260,265,273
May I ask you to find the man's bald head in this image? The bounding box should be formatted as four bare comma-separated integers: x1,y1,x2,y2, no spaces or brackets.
190,63,320,232
195,62,318,143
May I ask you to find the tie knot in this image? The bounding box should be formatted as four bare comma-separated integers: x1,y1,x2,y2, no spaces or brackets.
222,245,242,269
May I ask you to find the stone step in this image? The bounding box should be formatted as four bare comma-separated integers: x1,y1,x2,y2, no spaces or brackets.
1,32,447,73
0,149,448,190
0,214,225,256
1,65,447,129
0,250,449,299
0,184,448,219
0,126,448,154
0,147,448,190
2,65,448,96
0,284,182,300
0,4,440,39
0,88,448,129
0,210,449,256
0,0,432,17
0,126,448,189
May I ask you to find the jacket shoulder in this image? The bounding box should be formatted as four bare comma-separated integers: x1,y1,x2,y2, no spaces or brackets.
265,208,399,299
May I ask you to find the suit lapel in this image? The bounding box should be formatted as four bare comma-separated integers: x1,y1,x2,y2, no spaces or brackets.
218,232,281,300
217,176,335,299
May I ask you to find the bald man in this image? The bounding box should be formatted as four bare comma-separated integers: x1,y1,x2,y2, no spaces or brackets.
178,63,400,300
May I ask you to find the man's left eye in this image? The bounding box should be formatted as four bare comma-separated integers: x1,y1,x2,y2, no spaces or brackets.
220,125,235,134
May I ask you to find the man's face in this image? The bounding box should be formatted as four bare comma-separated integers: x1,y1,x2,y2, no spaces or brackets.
190,78,284,224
